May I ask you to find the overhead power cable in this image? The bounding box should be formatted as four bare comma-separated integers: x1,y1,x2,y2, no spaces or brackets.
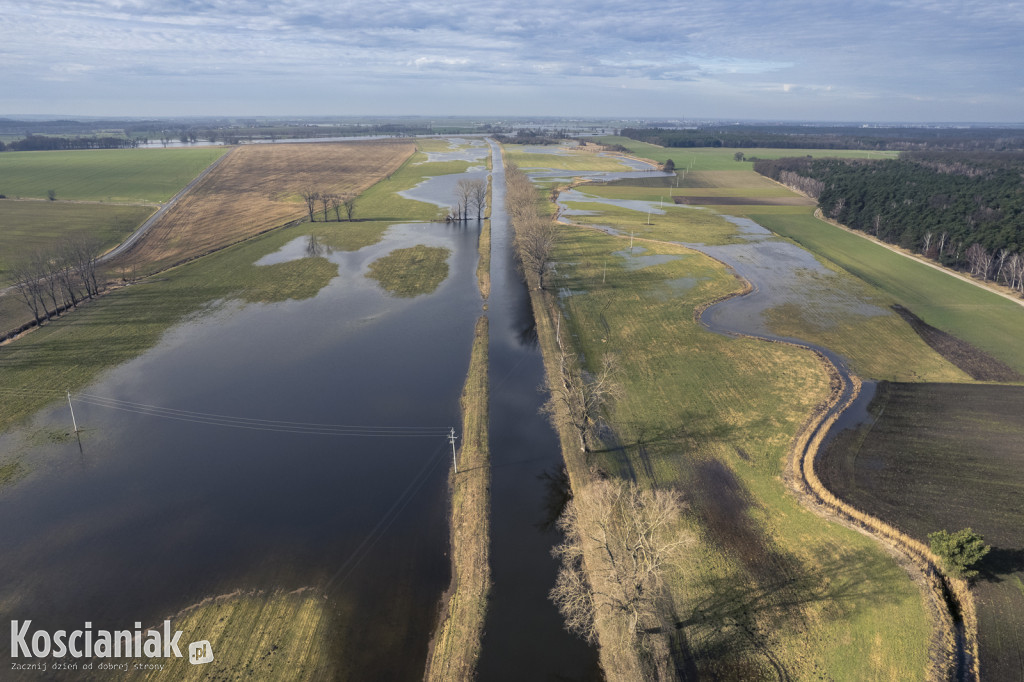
0,388,449,437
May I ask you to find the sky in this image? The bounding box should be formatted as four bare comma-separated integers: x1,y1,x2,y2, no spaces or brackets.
2,0,1022,122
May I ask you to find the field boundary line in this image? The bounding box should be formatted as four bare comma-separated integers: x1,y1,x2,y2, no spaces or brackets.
99,147,235,264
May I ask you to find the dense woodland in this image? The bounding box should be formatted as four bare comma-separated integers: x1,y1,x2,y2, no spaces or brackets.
754,153,1024,292
620,125,1024,151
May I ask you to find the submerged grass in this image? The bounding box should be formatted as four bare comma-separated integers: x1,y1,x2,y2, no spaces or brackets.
0,222,342,434
425,316,490,681
366,245,451,298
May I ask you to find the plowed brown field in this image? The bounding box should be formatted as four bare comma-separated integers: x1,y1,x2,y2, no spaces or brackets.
117,140,414,273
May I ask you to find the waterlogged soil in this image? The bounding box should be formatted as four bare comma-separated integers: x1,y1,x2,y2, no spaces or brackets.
420,138,490,163
0,224,481,678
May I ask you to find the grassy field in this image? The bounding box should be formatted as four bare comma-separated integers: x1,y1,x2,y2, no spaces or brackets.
116,589,335,681
116,141,414,274
538,223,931,679
367,245,451,297
0,201,155,283
818,382,1024,682
425,316,490,681
0,148,226,203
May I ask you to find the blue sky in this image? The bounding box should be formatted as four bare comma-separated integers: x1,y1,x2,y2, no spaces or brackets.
2,0,1022,122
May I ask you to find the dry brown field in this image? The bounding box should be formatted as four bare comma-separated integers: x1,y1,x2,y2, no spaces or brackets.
116,140,414,274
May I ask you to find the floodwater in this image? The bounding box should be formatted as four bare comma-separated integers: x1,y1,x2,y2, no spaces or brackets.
475,139,601,679
0,137,601,680
0,177,482,678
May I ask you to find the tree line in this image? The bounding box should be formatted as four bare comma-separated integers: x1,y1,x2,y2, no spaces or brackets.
754,154,1024,293
299,189,357,222
0,135,142,152
619,126,1024,152
8,238,105,328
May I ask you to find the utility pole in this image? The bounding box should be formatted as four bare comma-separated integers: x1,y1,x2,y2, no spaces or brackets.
630,229,634,254
449,428,458,474
67,390,82,451
67,390,78,433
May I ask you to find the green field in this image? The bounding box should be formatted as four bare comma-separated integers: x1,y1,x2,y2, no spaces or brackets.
545,223,931,679
0,147,226,203
818,382,1024,682
0,201,155,283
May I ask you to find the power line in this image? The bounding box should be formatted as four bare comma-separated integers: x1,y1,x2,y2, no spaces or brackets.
0,388,450,438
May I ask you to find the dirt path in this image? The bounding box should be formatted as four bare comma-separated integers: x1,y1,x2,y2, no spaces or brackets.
99,147,235,264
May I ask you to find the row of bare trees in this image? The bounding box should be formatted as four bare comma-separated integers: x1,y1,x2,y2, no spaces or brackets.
449,179,487,222
8,238,103,327
300,188,356,223
505,164,556,289
917,231,1024,293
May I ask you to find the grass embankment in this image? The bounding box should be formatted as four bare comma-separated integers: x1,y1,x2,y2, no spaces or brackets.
819,383,1024,681
540,224,931,679
366,245,451,298
0,147,227,203
477,176,492,300
0,201,155,284
425,316,491,681
116,589,335,681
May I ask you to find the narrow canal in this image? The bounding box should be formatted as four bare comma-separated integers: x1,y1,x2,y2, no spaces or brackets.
475,140,601,679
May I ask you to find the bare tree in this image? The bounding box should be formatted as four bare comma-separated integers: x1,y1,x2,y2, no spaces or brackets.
301,188,320,222
551,479,687,678
327,194,342,222
543,352,621,453
343,195,357,222
319,192,331,223
921,231,933,256
453,179,474,221
469,179,487,220
10,260,47,324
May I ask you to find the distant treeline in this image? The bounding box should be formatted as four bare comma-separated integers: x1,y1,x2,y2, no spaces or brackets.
754,152,1024,292
620,126,1024,151
0,135,142,152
